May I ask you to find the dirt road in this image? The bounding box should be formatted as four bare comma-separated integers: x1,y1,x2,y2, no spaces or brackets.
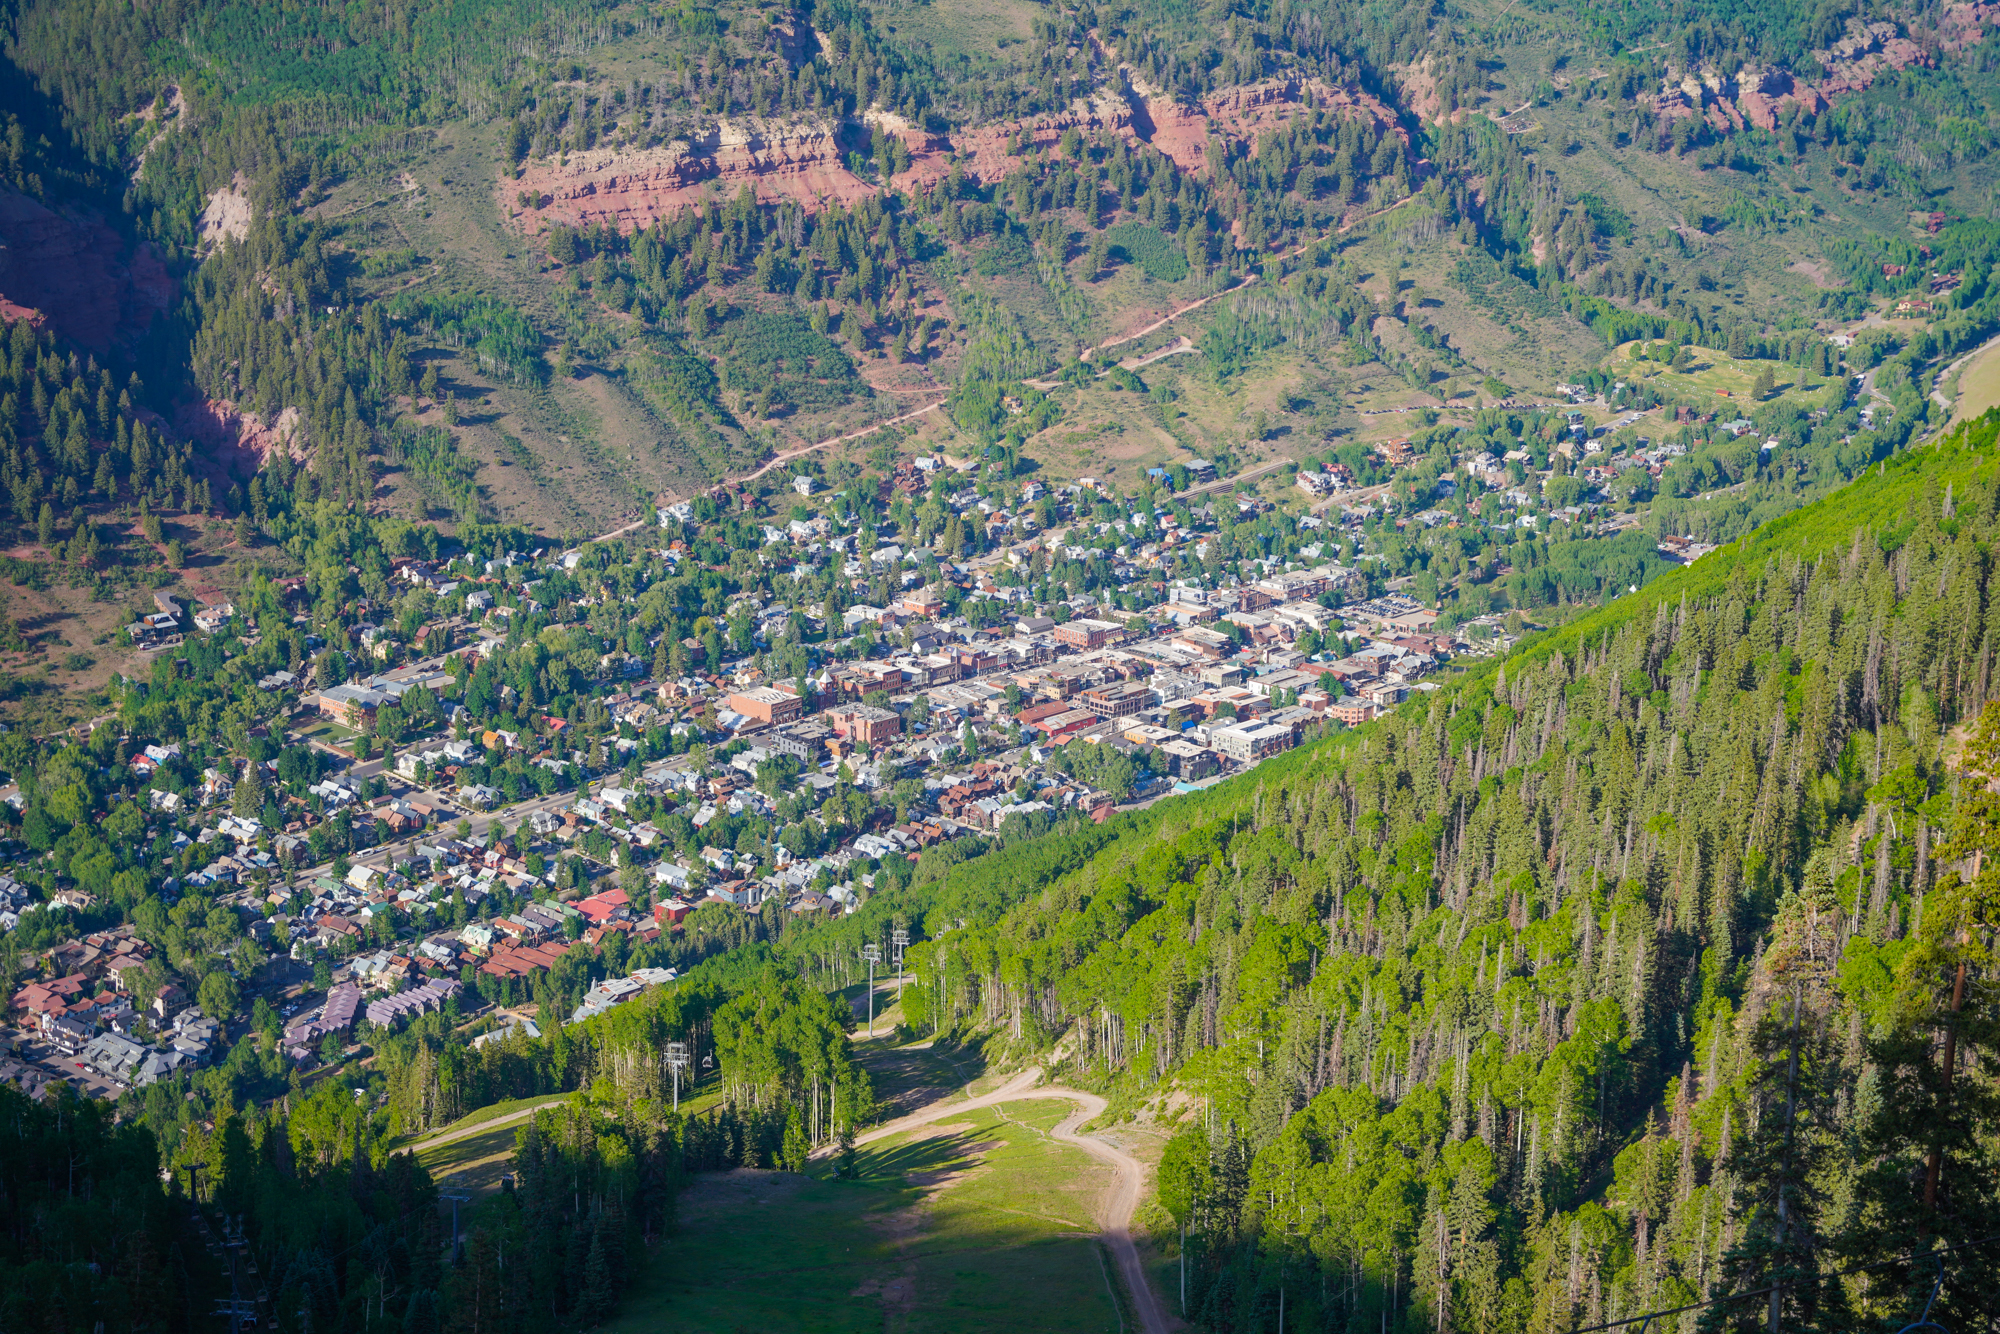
731,398,950,485
404,1097,570,1157
1075,205,1415,365
855,1066,1172,1334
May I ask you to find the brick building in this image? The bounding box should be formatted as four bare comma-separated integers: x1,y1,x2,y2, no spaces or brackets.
824,704,902,745
1079,680,1152,719
724,687,804,726
1054,618,1119,650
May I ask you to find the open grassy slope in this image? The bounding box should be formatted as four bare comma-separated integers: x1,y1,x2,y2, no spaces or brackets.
607,1097,1129,1334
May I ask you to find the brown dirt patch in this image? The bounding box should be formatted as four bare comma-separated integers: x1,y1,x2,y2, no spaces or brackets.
904,1121,977,1140
850,1264,921,1315
676,1167,810,1219
874,1201,930,1240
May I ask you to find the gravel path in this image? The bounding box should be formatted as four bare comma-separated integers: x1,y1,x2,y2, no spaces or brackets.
855,1066,1172,1334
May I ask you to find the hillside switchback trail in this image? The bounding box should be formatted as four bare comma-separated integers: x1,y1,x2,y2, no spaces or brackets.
855,1065,1173,1334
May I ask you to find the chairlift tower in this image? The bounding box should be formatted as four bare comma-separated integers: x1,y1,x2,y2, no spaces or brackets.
440,1177,472,1267
666,1040,689,1112
862,944,882,1037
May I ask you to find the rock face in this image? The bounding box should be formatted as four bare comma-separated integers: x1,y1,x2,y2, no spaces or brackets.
176,400,302,482
1649,11,1997,133
197,175,253,252
902,76,1404,187
0,187,172,351
507,75,1403,235
510,118,878,234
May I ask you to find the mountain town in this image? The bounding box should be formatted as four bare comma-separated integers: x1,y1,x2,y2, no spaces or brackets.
8,0,2000,1325
6,440,1529,1098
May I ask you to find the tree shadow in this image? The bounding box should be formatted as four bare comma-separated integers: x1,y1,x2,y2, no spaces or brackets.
861,1033,992,1119
853,1124,984,1184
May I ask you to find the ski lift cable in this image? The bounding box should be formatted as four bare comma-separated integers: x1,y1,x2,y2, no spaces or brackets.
1570,1232,2000,1334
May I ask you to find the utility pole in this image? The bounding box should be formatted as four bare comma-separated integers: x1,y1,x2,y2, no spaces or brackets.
863,944,881,1037
666,1040,689,1112
216,1205,249,1334
892,926,908,1000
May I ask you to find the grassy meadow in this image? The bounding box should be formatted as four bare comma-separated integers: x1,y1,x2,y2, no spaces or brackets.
605,1095,1127,1334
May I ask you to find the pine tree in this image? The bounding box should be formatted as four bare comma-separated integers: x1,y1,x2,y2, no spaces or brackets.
837,1119,856,1177
1699,862,1850,1334
576,1212,615,1324
234,767,266,819
781,1107,808,1172
1838,700,2000,1325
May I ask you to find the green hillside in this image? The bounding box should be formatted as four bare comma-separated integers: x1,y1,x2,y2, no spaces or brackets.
7,0,2000,541
5,0,2000,1329
783,413,2000,1331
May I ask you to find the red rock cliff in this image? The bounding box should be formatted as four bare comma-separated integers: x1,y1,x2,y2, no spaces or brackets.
0,187,172,350
507,76,1404,236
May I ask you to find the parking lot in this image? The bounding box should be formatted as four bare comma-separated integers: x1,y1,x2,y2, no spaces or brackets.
6,1030,126,1098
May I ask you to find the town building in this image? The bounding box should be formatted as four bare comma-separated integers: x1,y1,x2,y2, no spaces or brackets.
724,687,804,727
824,704,902,745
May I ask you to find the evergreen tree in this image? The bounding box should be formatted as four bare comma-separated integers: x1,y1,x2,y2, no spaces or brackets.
782,1106,809,1172
1838,702,2000,1326
1700,859,1850,1334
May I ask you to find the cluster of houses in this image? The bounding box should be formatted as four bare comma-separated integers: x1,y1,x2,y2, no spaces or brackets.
0,874,56,932
7,922,225,1091
8,451,1538,1102
122,590,241,654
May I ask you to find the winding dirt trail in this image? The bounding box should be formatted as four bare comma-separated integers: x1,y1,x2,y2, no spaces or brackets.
855,1066,1172,1334
731,398,949,485
586,198,1439,514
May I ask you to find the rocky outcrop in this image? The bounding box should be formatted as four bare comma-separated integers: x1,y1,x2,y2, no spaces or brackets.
903,76,1404,186
507,75,1404,234
0,187,172,351
176,400,302,481
197,174,253,252
509,118,878,233
1652,12,1998,133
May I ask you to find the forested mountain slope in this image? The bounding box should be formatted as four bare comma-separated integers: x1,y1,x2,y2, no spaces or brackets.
765,417,2000,1332
6,0,2000,544
2,321,1998,1334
